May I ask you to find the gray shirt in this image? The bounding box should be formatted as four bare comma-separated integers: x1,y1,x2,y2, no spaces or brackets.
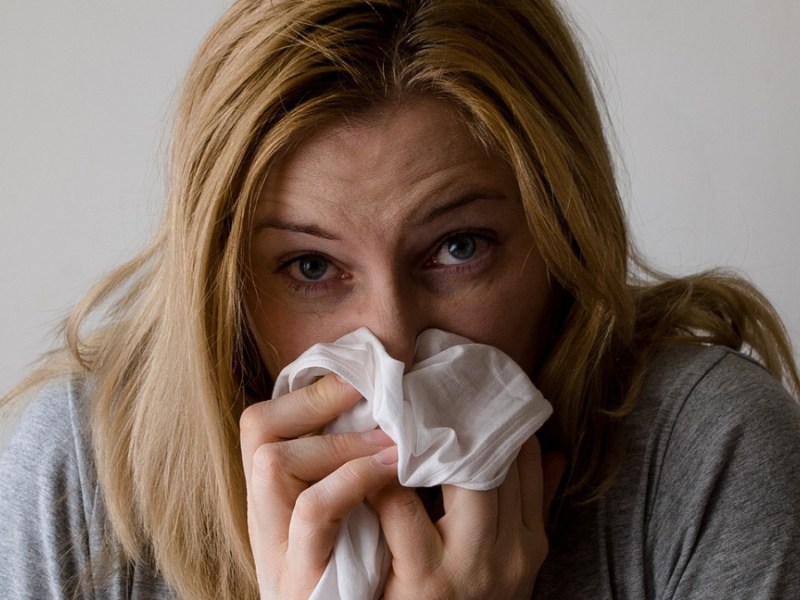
534,345,800,599
0,379,173,599
2,344,799,599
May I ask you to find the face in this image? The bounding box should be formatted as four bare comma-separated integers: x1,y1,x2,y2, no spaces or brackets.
246,97,554,380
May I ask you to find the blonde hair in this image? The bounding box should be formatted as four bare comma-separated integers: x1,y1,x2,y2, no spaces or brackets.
6,0,798,597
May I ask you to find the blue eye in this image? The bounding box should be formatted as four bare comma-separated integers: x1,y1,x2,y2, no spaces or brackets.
278,253,342,287
297,255,329,280
430,233,488,266
446,235,476,261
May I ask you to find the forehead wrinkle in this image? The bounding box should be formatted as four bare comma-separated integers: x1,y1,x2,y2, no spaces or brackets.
256,98,513,242
259,155,513,248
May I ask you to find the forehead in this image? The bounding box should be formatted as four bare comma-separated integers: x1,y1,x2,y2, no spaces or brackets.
255,97,516,227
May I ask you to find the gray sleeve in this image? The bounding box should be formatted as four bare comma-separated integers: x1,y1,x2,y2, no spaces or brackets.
0,380,100,599
0,382,175,600
647,353,800,599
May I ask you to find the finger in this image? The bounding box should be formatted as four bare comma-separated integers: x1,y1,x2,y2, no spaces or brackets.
438,485,498,551
370,485,443,579
540,450,566,520
285,447,400,576
517,436,544,530
240,374,362,481
253,428,395,484
246,430,394,556
496,450,524,537
247,439,305,565
263,373,363,439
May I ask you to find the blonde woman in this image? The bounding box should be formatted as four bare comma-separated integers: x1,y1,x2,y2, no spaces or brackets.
2,0,799,598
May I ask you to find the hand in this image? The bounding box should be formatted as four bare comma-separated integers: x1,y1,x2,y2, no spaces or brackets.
240,374,399,599
370,437,565,599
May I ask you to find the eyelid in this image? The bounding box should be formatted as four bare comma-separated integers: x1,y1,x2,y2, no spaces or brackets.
424,229,498,269
274,251,351,298
276,250,332,272
277,252,343,281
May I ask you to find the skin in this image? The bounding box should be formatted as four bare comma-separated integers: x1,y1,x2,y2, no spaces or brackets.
240,97,564,598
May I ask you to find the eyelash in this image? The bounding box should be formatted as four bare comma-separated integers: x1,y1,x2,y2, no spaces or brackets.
424,229,497,273
276,229,498,296
276,252,343,296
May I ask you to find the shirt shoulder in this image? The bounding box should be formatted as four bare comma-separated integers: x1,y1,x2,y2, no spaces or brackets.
0,378,174,599
0,378,97,598
535,344,800,600
635,345,800,598
636,343,797,426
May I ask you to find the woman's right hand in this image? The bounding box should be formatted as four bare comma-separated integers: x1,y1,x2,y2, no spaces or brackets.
239,374,400,599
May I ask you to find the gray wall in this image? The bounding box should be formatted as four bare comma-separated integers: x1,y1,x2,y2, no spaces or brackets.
2,1,798,445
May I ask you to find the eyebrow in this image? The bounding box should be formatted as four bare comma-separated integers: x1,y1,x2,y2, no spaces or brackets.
412,192,506,226
253,191,508,239
253,219,341,240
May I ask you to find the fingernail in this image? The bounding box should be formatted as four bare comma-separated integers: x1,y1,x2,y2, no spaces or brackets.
363,428,394,446
373,445,398,466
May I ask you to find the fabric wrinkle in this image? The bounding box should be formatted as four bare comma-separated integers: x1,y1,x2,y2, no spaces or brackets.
272,327,552,600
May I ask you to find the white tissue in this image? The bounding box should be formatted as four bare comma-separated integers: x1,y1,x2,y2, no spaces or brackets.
271,327,552,599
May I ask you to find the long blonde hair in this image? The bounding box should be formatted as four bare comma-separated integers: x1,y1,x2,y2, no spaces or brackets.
6,0,798,597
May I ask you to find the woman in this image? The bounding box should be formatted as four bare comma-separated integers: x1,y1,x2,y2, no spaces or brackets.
2,0,799,598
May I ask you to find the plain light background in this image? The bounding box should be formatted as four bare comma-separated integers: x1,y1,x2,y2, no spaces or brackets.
2,1,798,447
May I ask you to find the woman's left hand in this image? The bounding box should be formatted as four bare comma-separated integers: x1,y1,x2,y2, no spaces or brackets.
369,436,565,599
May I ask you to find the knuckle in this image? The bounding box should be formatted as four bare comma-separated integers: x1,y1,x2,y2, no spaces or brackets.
292,460,374,523
251,443,284,480
239,402,269,438
497,537,542,597
505,547,533,584
293,486,330,524
466,562,495,597
337,459,372,490
426,577,457,600
519,521,550,566
439,537,542,599
532,533,550,566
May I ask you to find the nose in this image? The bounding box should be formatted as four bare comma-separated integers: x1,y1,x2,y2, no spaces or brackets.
359,277,426,370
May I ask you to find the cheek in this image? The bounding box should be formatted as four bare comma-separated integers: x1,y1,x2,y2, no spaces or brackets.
437,260,553,373
450,289,552,373
245,290,337,379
